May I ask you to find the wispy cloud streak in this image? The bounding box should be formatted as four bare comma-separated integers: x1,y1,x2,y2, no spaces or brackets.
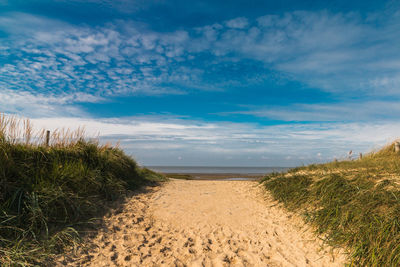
31,116,400,166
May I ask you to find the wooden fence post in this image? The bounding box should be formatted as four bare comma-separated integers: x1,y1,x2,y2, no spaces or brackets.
46,130,50,147
359,153,363,159
395,142,400,153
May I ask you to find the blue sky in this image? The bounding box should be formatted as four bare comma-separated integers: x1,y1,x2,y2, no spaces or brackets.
1,0,400,166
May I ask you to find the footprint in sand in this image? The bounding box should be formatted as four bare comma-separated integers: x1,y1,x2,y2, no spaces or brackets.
58,180,347,266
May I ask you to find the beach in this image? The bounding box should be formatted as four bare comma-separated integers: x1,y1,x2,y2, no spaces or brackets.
60,179,347,266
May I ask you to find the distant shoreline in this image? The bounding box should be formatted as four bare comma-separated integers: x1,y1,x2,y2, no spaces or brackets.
146,166,291,175
165,172,263,180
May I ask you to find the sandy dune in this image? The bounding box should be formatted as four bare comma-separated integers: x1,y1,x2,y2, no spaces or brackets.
61,180,347,266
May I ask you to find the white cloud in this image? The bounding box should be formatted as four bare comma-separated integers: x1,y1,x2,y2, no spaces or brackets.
2,9,400,107
0,12,203,103
225,17,249,29
0,89,103,117
224,101,400,122
194,10,400,96
28,116,400,166
2,9,400,166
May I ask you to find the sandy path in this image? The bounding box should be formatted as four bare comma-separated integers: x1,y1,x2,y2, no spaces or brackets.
61,180,347,266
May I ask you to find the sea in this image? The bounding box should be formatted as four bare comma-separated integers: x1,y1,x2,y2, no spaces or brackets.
146,166,290,174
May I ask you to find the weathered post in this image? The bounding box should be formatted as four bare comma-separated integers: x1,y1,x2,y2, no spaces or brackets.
395,142,400,153
359,153,363,159
46,130,50,147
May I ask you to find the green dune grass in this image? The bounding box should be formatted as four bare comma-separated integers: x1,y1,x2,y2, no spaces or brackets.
0,115,166,266
262,143,400,266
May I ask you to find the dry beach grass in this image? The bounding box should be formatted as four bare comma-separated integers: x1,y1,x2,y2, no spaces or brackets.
0,114,165,266
263,143,400,266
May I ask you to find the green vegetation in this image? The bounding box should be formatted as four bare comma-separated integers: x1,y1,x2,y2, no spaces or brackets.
0,115,166,266
262,143,400,266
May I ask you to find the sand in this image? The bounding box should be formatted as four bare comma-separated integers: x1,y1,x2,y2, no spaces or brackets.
60,180,347,266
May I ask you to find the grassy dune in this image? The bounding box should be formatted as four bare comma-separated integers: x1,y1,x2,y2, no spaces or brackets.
262,143,400,266
0,115,166,266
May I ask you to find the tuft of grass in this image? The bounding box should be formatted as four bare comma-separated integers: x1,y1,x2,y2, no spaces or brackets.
262,142,400,266
0,114,166,266
264,174,312,210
